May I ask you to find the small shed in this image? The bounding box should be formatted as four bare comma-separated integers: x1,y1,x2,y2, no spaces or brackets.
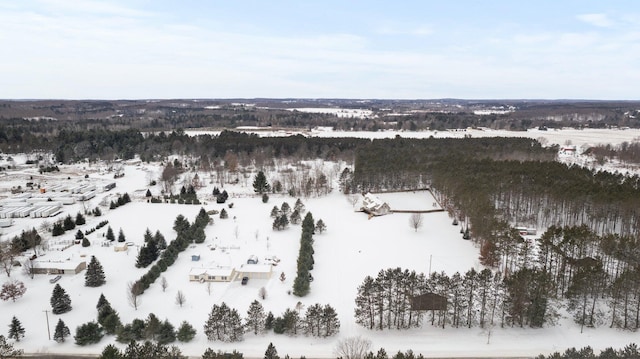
191,255,201,261
410,293,447,311
114,243,128,252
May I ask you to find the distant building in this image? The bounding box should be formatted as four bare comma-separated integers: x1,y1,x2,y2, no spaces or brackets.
360,193,391,216
31,258,86,275
236,264,273,280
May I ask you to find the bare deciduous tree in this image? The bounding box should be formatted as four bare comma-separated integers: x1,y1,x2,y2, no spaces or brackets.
258,287,267,300
0,244,18,277
127,281,142,310
409,213,424,232
160,276,168,292
175,290,186,307
334,336,372,359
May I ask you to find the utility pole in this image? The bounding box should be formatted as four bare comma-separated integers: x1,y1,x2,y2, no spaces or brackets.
43,310,51,340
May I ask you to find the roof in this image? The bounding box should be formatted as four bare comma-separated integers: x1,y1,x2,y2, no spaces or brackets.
32,259,85,271
238,264,273,273
189,266,235,277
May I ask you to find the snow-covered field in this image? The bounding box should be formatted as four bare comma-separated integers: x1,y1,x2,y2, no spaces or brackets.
2,129,640,357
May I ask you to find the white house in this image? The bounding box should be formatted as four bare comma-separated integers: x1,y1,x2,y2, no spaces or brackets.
189,266,236,282
360,192,391,216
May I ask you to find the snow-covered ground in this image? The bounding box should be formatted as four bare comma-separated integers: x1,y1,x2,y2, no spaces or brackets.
2,129,640,357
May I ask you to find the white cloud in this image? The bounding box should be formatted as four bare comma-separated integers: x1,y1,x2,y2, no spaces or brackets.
577,13,614,28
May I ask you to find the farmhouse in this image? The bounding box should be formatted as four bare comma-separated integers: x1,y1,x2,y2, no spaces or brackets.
189,266,236,282
31,258,87,275
360,192,391,216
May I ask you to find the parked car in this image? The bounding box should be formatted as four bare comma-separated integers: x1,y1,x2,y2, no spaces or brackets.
241,276,249,285
49,275,62,284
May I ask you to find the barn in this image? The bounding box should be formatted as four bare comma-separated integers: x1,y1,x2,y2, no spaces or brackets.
410,293,447,311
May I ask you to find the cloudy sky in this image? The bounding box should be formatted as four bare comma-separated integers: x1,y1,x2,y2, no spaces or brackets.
1,0,639,99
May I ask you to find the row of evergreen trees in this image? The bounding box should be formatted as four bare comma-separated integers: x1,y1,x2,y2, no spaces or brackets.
355,267,559,330
293,212,315,297
132,209,210,295
203,300,340,342
52,212,86,237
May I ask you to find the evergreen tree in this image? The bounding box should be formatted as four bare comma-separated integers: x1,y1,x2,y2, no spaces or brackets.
264,343,279,359
280,202,291,215
85,255,106,287
63,214,76,231
144,228,154,242
154,230,167,250
203,303,244,342
294,198,305,213
220,208,228,219
7,316,25,342
270,206,280,218
96,293,109,311
195,207,211,228
315,219,327,234
176,321,196,342
99,344,123,359
253,171,271,194
117,228,126,243
75,212,86,225
145,189,152,197
245,300,266,335
173,215,190,234
106,226,115,241
116,319,145,343
290,209,301,225
322,304,340,337
50,283,72,314
75,229,84,240
102,312,122,336
156,320,176,345
82,237,90,247
262,193,269,203
144,313,161,341
93,207,102,216
74,321,103,346
52,222,65,236
53,319,70,343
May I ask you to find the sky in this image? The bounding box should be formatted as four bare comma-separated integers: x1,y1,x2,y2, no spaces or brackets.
1,0,639,100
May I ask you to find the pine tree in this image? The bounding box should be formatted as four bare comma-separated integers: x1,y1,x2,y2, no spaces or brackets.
106,226,115,241
270,206,280,218
74,321,103,346
264,342,279,359
63,214,76,231
50,283,72,314
143,313,161,341
75,229,84,240
203,303,243,342
294,198,305,213
52,222,65,236
245,300,266,335
290,209,301,225
7,316,25,342
75,212,86,225
144,228,153,242
176,321,196,342
154,230,167,250
99,344,123,359
117,228,126,243
81,237,90,247
53,319,70,343
280,202,291,215
85,255,106,287
253,171,271,194
96,293,109,310
156,320,176,345
220,208,228,219
315,219,327,234
322,304,340,337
